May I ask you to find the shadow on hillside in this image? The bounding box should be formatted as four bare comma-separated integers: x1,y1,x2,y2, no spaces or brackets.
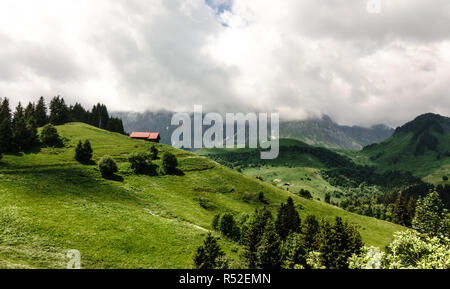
165,168,184,176
102,173,124,182
77,160,97,166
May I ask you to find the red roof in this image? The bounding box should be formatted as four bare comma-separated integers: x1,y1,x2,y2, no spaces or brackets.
130,132,160,140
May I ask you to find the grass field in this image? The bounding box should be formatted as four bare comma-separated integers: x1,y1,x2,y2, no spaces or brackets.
0,123,406,268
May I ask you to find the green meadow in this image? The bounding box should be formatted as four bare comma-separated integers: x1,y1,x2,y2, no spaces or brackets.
0,123,405,268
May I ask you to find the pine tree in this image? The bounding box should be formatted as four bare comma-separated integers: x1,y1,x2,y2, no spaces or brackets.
256,222,282,269
283,233,307,269
301,215,320,252
242,208,273,269
49,96,69,125
318,217,363,269
24,102,35,122
0,98,13,152
275,197,301,240
193,233,225,269
12,103,29,151
75,140,93,163
393,194,410,226
34,96,48,127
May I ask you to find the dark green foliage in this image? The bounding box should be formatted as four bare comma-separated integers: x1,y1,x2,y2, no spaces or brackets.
193,233,225,269
242,207,273,269
275,197,301,240
34,97,48,127
412,191,450,238
106,117,125,134
128,152,155,174
256,222,282,269
258,191,267,204
90,103,109,130
69,103,90,123
298,189,312,199
324,192,331,204
75,140,93,163
49,96,70,125
392,194,412,227
98,155,118,177
0,98,13,152
12,102,38,151
301,215,320,252
443,176,448,181
40,124,62,147
150,145,159,160
211,213,220,230
283,233,307,269
162,152,178,174
218,213,240,241
317,217,363,269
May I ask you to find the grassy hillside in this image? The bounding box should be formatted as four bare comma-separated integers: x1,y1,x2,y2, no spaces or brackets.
0,123,405,268
361,113,450,181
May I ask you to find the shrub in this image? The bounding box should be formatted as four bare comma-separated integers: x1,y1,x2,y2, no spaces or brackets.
162,152,178,174
150,145,159,160
98,155,118,177
219,213,240,241
298,189,312,199
443,176,449,181
75,140,93,163
40,124,62,147
128,152,154,174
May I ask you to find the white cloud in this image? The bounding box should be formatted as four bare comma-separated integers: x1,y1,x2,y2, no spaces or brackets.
0,0,449,126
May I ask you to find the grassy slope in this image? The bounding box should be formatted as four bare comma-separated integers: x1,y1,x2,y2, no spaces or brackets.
0,123,405,268
359,131,450,181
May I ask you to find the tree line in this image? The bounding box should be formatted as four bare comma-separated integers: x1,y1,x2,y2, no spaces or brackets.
195,197,363,269
0,96,125,155
194,191,450,269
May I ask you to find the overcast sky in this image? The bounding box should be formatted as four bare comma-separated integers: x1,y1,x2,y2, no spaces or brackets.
1,0,449,127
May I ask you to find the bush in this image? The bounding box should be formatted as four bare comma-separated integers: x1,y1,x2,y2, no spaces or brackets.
162,152,178,174
128,152,154,174
443,176,449,181
98,155,118,177
219,213,240,241
75,140,93,163
40,124,62,147
298,189,312,199
150,145,159,160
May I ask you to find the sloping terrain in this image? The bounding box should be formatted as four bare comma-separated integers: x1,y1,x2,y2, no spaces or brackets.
361,113,450,180
0,123,405,268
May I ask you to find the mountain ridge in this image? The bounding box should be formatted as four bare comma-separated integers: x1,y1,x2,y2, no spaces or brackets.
113,111,394,150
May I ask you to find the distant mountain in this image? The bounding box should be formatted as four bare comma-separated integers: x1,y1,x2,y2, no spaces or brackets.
279,115,394,150
113,111,393,150
362,113,450,177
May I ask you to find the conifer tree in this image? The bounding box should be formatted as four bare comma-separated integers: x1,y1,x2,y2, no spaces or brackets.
256,222,282,269
301,215,320,252
242,207,272,269
193,233,225,269
49,96,69,125
34,96,48,127
0,98,13,152
275,197,301,240
283,233,307,269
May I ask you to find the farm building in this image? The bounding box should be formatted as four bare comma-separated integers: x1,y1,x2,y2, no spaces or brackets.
130,132,161,143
